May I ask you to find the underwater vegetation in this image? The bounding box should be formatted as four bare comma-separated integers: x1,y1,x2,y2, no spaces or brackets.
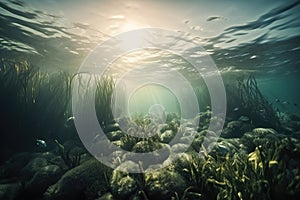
0,59,116,162
0,59,72,162
225,75,280,129
95,75,115,128
0,60,299,200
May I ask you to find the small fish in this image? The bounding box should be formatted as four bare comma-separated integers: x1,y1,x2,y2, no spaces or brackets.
36,139,47,148
282,101,290,105
216,143,230,154
275,98,280,102
65,116,75,128
239,116,250,122
233,107,239,112
207,16,221,22
294,103,298,107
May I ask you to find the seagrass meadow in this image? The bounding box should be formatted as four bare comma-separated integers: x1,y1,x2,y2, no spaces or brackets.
1,0,300,200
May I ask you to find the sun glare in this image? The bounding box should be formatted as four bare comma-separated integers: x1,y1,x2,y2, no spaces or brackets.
121,21,142,32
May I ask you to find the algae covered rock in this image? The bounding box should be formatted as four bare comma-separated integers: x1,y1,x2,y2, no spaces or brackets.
103,123,120,133
0,182,22,200
21,157,48,178
110,161,139,198
122,144,170,170
111,174,137,198
240,128,279,153
132,140,162,153
171,152,203,184
96,192,114,200
25,165,62,197
221,120,252,138
44,159,112,200
145,168,187,199
289,114,300,121
160,130,175,143
0,152,32,179
106,130,125,141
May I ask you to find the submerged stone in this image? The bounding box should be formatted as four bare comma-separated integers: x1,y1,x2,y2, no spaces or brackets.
160,130,175,143
103,123,120,133
145,169,186,199
106,130,124,141
21,157,48,178
221,120,252,138
0,152,33,179
0,182,22,200
44,159,111,200
25,165,62,197
110,162,139,198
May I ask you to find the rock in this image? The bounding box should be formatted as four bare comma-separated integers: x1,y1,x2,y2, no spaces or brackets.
90,139,115,157
25,165,62,197
221,121,252,138
199,130,218,138
122,144,170,171
172,153,196,179
289,114,300,121
115,160,140,173
210,139,240,156
179,136,194,145
106,150,124,168
35,152,56,160
240,128,281,153
291,131,300,140
96,192,114,200
0,152,33,179
44,159,112,200
79,153,93,164
106,130,124,141
285,121,300,132
119,136,137,151
0,183,22,200
132,141,162,153
145,169,186,199
112,140,122,148
194,110,212,130
160,130,175,143
171,143,189,154
49,156,66,169
190,134,204,152
21,157,48,178
110,162,139,198
103,123,120,133
160,121,179,134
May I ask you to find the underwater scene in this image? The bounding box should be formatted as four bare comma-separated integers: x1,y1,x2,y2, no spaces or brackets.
0,0,300,199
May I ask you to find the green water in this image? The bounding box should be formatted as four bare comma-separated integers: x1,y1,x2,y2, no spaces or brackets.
128,84,181,117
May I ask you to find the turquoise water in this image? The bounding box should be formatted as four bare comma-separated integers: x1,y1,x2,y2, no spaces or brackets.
0,0,300,199
1,0,299,112
128,84,181,116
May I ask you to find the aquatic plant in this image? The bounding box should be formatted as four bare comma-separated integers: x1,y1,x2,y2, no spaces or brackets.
169,128,299,200
171,152,205,199
54,140,81,169
95,75,115,127
0,59,120,162
237,75,280,128
0,59,72,161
